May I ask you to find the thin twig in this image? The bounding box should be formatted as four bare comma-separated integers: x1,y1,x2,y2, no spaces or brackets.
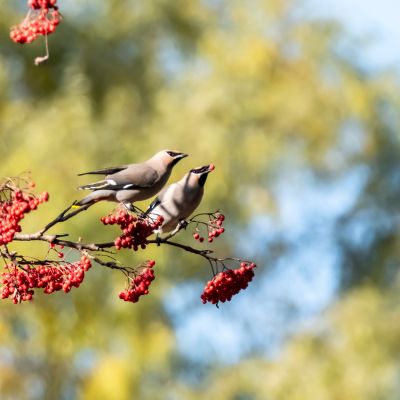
39,202,93,235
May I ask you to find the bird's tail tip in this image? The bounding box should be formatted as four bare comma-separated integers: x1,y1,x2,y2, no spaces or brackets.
74,197,96,208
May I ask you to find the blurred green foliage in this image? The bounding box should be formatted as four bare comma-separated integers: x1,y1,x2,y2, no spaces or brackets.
1,0,399,399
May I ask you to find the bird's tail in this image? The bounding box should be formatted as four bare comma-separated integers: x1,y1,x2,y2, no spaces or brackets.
75,190,115,207
78,180,109,191
74,197,95,207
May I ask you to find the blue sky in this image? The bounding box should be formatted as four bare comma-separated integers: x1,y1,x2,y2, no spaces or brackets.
308,0,400,69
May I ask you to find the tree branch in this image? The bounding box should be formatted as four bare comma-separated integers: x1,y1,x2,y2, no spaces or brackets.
39,202,93,235
1,177,253,305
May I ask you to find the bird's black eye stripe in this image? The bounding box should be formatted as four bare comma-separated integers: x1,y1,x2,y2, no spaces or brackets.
190,166,210,174
167,151,181,157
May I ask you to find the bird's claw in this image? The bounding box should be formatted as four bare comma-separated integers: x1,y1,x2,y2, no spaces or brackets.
122,203,144,216
178,220,188,230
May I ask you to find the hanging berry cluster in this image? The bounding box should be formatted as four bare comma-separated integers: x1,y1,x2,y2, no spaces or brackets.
0,189,49,245
1,257,91,304
101,211,163,251
28,0,57,10
119,260,156,303
192,212,225,243
201,262,256,305
10,0,61,45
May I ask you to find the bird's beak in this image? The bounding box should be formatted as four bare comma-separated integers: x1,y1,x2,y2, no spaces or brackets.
206,164,215,173
177,153,189,159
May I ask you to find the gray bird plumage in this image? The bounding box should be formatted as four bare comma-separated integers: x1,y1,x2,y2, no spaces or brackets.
76,150,188,208
146,164,215,233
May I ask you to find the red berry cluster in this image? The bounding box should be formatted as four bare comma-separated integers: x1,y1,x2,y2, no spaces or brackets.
101,211,163,251
1,256,91,304
0,190,49,246
28,0,57,9
10,0,61,44
119,260,156,303
201,262,256,304
193,213,225,243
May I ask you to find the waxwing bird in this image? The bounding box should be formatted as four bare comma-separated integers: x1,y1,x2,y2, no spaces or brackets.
76,150,188,209
145,164,215,233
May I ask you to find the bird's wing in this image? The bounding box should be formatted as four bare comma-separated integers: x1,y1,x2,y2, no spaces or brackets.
143,187,169,216
106,164,159,189
144,197,162,216
77,165,128,176
78,164,160,191
143,183,179,216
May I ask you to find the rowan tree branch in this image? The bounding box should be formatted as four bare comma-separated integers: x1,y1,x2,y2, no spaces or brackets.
7,200,225,264
1,175,240,283
12,232,220,263
39,201,93,235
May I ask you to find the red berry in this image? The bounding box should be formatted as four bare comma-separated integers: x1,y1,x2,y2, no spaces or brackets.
10,1,62,45
200,262,256,305
118,265,156,303
0,256,91,303
0,186,49,246
102,211,162,252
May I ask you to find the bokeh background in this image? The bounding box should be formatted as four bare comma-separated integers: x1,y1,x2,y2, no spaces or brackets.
1,0,400,399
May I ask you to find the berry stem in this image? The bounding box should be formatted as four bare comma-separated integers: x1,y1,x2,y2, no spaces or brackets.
34,32,49,66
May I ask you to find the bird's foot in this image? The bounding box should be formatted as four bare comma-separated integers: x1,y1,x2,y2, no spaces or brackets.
178,220,188,230
121,203,144,215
